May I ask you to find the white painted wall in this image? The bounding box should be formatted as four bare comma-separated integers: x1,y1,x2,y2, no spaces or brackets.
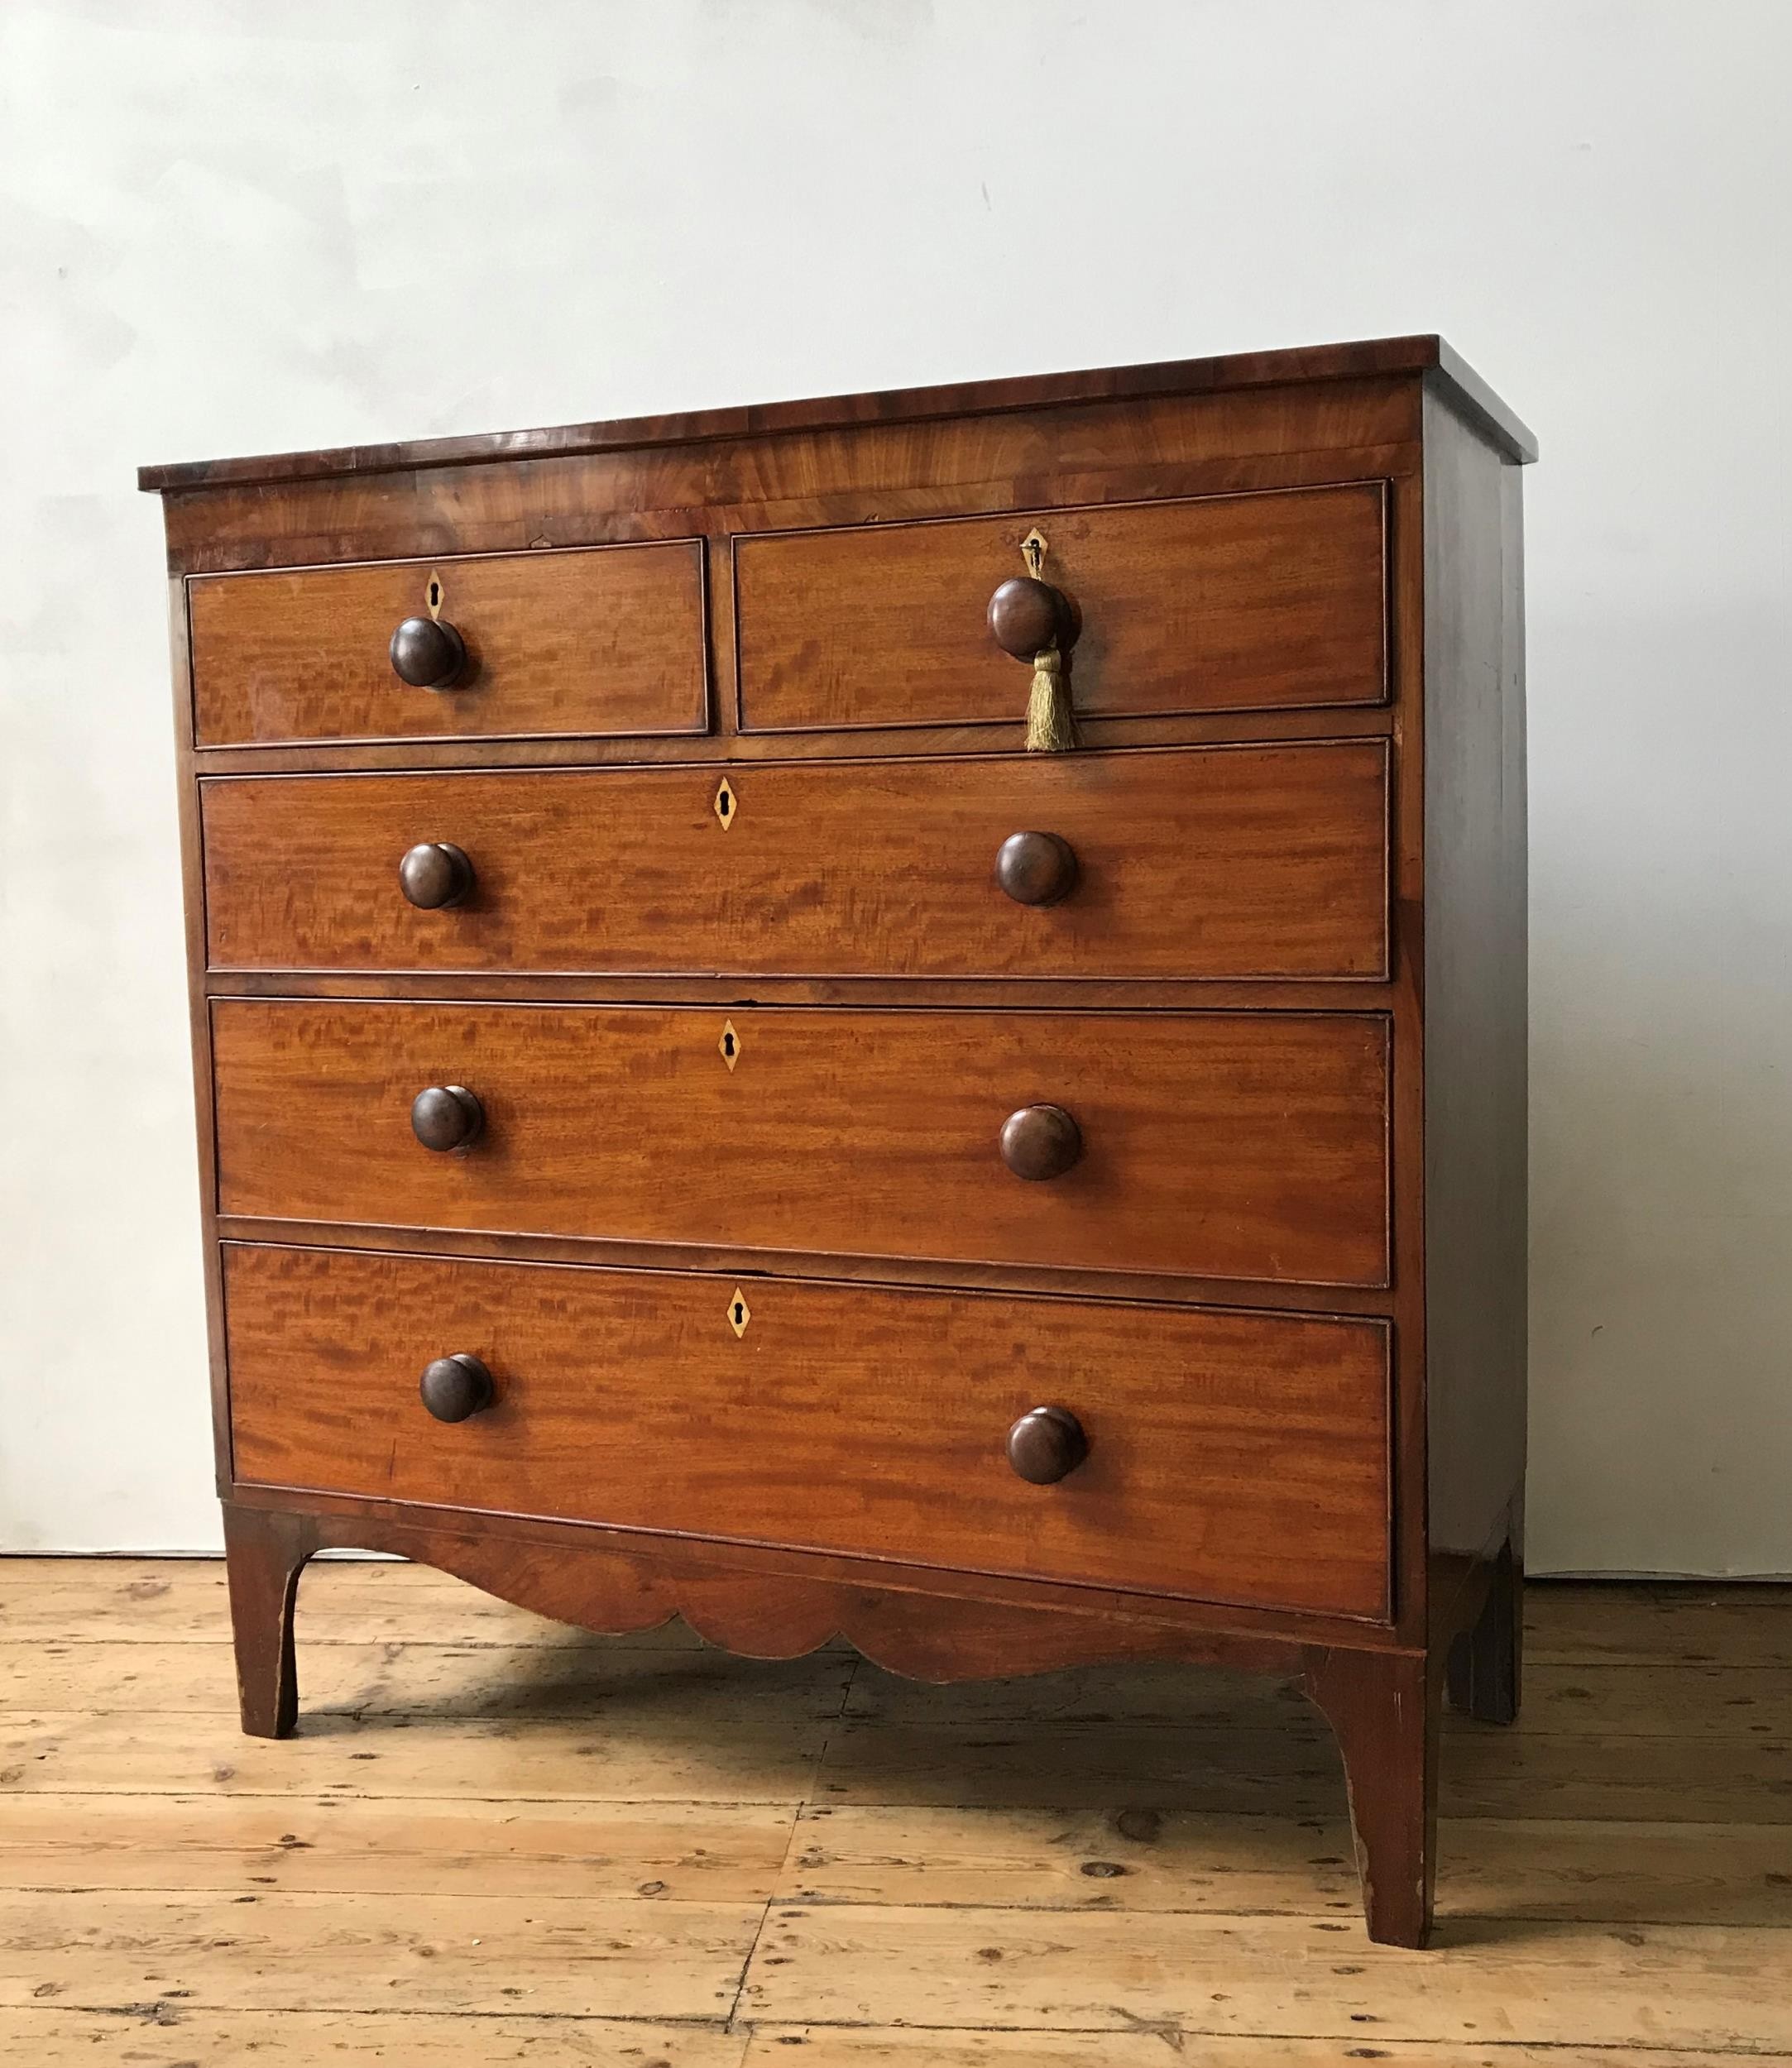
2,0,1787,1568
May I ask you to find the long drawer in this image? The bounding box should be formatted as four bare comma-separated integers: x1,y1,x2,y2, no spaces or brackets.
187,543,708,746
210,1002,1391,1287
733,483,1387,731
200,743,1389,981
224,1244,1392,1620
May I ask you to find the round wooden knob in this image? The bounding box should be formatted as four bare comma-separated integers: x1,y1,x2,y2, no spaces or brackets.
988,576,1070,660
419,1353,494,1423
999,1103,1082,1181
1007,1405,1089,1485
399,841,474,910
390,615,468,689
410,1084,484,1153
995,831,1078,907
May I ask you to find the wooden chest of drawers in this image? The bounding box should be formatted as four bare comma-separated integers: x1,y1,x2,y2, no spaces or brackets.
141,334,1531,1946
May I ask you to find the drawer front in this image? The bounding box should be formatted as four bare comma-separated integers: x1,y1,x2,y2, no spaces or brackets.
188,543,707,747
211,1002,1390,1287
734,484,1386,732
201,743,1389,981
225,1244,1392,1620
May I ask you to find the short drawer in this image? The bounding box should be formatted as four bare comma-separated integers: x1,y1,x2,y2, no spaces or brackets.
733,483,1386,732
210,1002,1391,1288
200,742,1389,982
224,1244,1392,1620
187,543,707,747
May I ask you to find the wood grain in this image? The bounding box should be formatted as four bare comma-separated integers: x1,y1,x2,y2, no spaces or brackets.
0,1792,792,1899
226,1502,322,1736
0,1555,718,1645
0,1710,832,1802
0,1887,759,2018
3,1640,856,1721
737,1907,1792,2051
54,1553,1686,1659
776,1802,1792,1926
258,1495,1392,1667
4,1563,1791,2066
209,1002,1392,1287
146,341,1536,1951
8,1686,1790,1823
200,741,1390,982
0,2019,1765,2068
1,2011,754,2067
809,1716,1792,1822
1303,1644,1435,1946
223,1245,1392,1620
2,1520,1341,1691
188,541,707,746
735,484,1387,730
841,1655,1792,1735
137,333,1534,491
1528,1585,1792,1668
152,387,1420,579
732,2042,1769,2068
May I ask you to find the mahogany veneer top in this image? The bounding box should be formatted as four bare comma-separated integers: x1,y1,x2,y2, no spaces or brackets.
138,334,1536,493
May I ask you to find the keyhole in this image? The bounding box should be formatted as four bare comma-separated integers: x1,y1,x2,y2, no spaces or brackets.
723,1031,735,1058
427,577,441,610
718,792,731,818
733,1300,745,1325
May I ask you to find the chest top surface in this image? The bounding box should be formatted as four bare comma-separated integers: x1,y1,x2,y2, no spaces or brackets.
138,333,1536,495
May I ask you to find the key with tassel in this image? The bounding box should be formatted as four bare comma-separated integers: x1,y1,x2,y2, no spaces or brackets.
988,527,1080,752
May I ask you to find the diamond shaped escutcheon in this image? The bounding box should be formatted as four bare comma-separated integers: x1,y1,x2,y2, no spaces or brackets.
727,1289,750,1338
713,777,737,828
719,1019,741,1071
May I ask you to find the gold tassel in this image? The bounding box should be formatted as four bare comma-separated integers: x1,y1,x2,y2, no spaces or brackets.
1025,644,1078,753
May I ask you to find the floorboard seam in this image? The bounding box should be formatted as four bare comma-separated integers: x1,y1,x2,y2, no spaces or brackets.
724,1649,865,2035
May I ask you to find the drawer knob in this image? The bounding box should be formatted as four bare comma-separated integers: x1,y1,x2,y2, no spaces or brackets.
419,1352,495,1423
410,1084,485,1153
390,615,469,689
995,831,1078,907
399,841,475,910
988,572,1080,755
999,1103,1082,1181
987,575,1071,661
1007,1405,1088,1485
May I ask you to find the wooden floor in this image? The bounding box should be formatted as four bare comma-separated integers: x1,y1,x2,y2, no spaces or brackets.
0,1563,1789,2063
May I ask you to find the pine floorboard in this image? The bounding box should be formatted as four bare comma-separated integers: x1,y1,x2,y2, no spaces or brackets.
0,1558,1788,2062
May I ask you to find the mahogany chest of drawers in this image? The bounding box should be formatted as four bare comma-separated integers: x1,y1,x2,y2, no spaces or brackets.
141,335,1532,1946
